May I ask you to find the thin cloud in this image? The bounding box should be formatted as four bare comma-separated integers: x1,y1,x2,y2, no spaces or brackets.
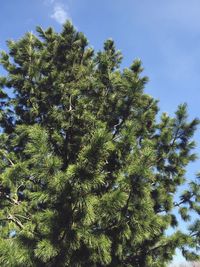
134,0,200,33
44,0,56,5
51,3,70,24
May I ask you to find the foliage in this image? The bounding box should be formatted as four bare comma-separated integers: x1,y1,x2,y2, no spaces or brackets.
0,21,199,266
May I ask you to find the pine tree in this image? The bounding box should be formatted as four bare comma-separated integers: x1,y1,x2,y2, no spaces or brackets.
0,21,199,267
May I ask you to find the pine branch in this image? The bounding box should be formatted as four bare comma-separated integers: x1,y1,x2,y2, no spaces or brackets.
6,195,20,205
0,150,15,166
0,213,24,229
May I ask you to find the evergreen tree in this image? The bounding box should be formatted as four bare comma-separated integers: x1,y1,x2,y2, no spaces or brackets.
0,21,199,267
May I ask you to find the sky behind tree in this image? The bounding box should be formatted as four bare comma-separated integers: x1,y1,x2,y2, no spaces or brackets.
1,0,200,265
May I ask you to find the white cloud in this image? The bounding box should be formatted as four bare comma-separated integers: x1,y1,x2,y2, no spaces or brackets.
50,3,71,24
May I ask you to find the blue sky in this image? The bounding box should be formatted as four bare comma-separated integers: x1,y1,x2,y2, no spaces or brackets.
1,0,200,265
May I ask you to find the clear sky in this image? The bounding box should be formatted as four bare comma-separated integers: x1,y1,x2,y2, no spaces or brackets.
1,0,200,265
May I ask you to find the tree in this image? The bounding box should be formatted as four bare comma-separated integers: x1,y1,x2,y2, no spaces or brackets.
0,21,199,267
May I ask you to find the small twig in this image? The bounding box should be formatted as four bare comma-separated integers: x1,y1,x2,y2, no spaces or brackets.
14,214,31,221
6,195,20,205
69,95,74,112
7,213,24,229
0,150,15,166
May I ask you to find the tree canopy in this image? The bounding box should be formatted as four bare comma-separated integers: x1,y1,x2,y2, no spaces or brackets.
0,21,199,267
